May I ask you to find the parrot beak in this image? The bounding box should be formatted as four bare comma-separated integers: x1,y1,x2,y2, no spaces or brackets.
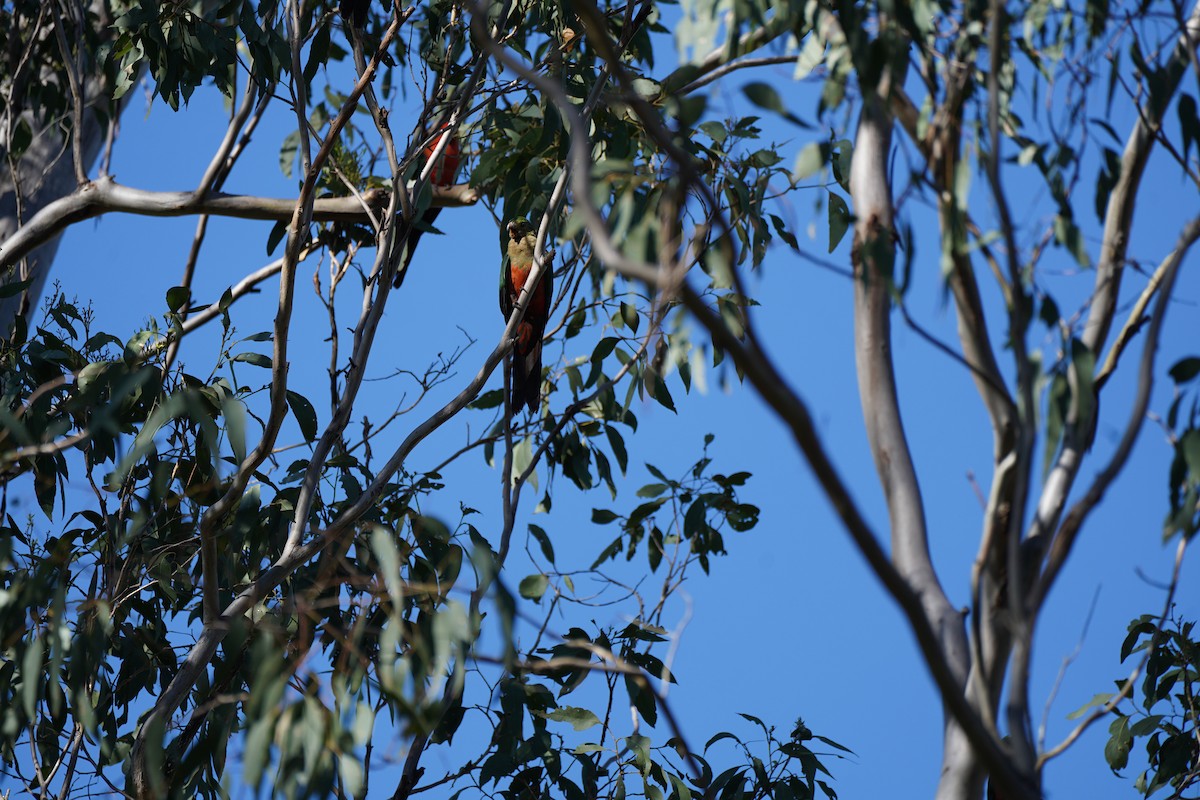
507,221,519,241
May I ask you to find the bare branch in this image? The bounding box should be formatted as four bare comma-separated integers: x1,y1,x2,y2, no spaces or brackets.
659,8,801,96
0,179,479,275
675,55,799,95
1034,216,1200,609
1095,256,1172,390
1081,1,1200,357
1038,535,1190,769
49,0,86,186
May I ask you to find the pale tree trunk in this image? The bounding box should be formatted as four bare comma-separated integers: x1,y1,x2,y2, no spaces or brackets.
1,1,128,336
0,84,118,331
847,35,1029,800
853,3,1200,798
0,1,142,335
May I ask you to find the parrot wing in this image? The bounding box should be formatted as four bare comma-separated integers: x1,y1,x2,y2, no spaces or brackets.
499,251,514,319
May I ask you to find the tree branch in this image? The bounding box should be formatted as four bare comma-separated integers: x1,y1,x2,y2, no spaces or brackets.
659,3,802,96
1081,1,1200,357
129,4,414,793
1022,0,1200,573
0,179,479,276
1033,216,1200,609
1038,534,1190,770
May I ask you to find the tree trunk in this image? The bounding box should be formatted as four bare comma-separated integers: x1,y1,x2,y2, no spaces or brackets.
1,1,128,336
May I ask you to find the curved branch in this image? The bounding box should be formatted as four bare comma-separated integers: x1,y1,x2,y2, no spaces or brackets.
1081,1,1200,357
850,80,938,590
674,55,799,95
1023,2,1200,565
0,180,479,275
1037,534,1190,770
677,279,1038,800
659,4,802,96
1033,216,1200,609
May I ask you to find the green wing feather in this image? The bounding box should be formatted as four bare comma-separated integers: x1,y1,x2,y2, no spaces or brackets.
499,251,513,319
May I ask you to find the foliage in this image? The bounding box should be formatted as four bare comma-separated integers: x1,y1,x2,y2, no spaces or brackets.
1,0,1199,798
1095,614,1200,798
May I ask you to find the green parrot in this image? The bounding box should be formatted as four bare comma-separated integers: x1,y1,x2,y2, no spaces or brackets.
500,217,553,413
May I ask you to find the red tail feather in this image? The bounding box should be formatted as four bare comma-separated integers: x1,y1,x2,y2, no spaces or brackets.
511,340,542,413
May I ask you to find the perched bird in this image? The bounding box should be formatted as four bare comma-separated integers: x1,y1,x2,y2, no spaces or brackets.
500,217,553,413
394,124,462,289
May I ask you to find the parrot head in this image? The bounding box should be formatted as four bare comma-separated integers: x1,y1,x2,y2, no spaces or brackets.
507,217,532,242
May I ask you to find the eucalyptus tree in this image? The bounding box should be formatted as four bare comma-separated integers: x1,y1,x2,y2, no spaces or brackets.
1,0,1198,799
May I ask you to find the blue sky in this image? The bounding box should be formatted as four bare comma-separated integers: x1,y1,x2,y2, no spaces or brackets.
19,13,1200,800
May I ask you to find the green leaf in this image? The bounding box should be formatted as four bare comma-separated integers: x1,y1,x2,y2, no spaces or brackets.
240,331,273,343
279,130,300,178
793,142,824,181
705,731,740,750
469,388,504,409
1120,619,1157,661
1105,714,1132,771
649,372,677,412
620,302,640,333
1129,714,1164,737
699,120,727,144
165,285,190,312
565,306,586,339
606,427,629,473
9,117,31,158
743,82,811,128
512,437,534,487
644,525,662,572
21,636,42,718
528,524,555,563
266,220,288,256
232,352,272,368
1070,338,1096,427
547,707,600,731
953,156,971,211
1179,94,1198,163
1168,357,1200,384
351,702,375,747
221,395,248,464
637,483,668,498
590,536,624,568
0,277,33,299
668,772,694,800
370,526,404,605
815,734,854,753
1054,214,1091,268
1181,429,1200,478
827,193,850,253
1043,372,1069,477
592,509,619,524
519,573,549,601
338,754,364,798
627,732,652,774
286,390,318,441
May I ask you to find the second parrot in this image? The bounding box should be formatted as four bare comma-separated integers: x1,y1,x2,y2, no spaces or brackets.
500,217,553,413
394,124,461,288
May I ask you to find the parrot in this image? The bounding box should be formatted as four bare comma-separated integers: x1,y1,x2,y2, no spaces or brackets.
500,217,553,413
394,124,462,289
